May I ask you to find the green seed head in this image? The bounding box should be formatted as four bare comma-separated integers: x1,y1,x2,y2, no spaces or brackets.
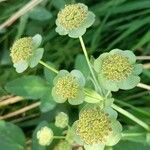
10,37,33,63
57,4,88,30
102,54,133,81
76,108,112,145
54,141,72,150
55,75,79,99
37,126,53,146
55,112,69,128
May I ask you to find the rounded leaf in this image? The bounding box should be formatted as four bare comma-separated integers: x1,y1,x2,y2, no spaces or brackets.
105,120,122,146
68,27,86,38
118,75,140,90
32,34,42,48
51,88,66,103
13,60,28,73
71,70,86,87
29,48,44,68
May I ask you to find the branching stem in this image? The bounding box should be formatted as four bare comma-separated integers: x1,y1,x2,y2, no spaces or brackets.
79,36,102,94
112,104,150,131
39,60,58,74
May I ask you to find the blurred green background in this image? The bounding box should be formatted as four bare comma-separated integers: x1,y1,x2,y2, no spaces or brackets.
0,0,150,149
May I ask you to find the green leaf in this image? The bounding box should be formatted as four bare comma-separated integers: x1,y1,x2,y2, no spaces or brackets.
84,88,103,103
75,54,90,78
114,141,150,150
52,0,65,9
0,120,25,150
29,7,52,21
5,76,49,99
40,90,56,112
44,62,57,85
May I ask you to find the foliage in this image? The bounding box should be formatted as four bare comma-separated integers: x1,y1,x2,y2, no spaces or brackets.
0,0,150,150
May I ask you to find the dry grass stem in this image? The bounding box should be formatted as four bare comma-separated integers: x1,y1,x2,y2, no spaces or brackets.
0,0,44,30
0,102,40,120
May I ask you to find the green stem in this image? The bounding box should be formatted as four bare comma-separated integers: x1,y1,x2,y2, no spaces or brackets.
39,60,58,74
112,104,150,131
115,99,150,117
79,36,102,94
53,136,65,139
122,132,145,137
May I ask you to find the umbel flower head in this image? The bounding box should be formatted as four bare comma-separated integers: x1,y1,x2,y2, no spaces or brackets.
10,34,44,73
55,3,95,38
55,112,69,128
37,126,53,146
94,49,143,91
52,70,85,105
74,106,122,147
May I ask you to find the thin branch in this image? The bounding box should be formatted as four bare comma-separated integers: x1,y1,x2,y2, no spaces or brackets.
143,63,150,69
0,96,23,107
112,104,150,131
0,0,44,30
12,113,39,123
137,83,150,91
0,102,40,120
0,95,13,101
136,56,150,60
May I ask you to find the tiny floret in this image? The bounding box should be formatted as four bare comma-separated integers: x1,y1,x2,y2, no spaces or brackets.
10,34,44,73
55,112,69,128
55,3,95,38
52,70,85,105
94,49,143,91
37,126,53,146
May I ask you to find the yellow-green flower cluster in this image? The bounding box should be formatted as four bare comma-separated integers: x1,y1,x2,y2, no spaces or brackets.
10,34,44,73
10,37,33,63
37,126,53,146
55,112,69,128
57,4,88,30
55,3,95,38
76,108,112,145
102,54,133,81
52,70,85,105
55,75,79,100
94,49,143,91
74,106,122,147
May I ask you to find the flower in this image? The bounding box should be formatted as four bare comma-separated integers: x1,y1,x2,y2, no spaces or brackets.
94,49,143,91
55,3,95,38
52,70,85,105
73,106,122,147
55,112,69,128
10,34,44,73
54,141,72,150
37,126,53,146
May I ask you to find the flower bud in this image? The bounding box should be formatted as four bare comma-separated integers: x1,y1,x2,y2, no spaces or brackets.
37,126,53,146
55,112,69,128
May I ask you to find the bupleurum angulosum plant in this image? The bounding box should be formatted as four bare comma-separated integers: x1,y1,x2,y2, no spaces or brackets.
9,2,149,150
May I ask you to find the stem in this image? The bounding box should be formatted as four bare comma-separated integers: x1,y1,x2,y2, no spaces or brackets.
39,60,58,74
115,99,150,117
112,104,150,131
122,132,145,138
79,36,101,93
53,136,65,139
137,83,150,90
